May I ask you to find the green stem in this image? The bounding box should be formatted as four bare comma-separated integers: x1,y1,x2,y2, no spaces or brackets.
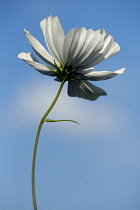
32,80,65,210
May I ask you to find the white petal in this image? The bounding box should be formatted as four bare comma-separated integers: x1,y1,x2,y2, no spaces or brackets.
96,29,105,34
76,67,94,74
63,27,87,65
18,52,55,76
78,31,120,69
40,15,65,63
79,68,126,81
98,32,120,60
63,28,79,63
68,80,107,101
71,29,104,68
63,28,103,66
24,29,55,66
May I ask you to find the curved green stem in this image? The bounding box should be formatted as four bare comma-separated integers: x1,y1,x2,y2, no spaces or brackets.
32,80,65,210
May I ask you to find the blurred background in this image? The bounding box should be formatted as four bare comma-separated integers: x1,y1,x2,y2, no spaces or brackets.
1,0,140,209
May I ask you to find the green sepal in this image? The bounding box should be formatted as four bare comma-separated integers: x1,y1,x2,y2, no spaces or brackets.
47,66,58,75
43,119,80,125
54,60,62,75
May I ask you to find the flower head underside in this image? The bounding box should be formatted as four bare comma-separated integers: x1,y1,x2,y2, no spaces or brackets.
18,15,125,101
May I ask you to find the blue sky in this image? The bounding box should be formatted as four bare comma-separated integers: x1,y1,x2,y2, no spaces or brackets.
1,0,140,209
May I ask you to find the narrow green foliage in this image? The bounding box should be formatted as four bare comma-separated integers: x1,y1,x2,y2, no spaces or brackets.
44,118,80,125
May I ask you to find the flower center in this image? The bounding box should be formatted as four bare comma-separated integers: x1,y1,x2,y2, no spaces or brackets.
55,61,77,81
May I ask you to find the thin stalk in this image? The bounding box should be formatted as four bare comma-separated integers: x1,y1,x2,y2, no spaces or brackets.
32,80,65,210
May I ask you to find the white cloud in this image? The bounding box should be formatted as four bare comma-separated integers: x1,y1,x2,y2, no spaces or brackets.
7,79,127,138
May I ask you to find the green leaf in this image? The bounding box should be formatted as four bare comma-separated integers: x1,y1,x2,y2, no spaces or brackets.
44,119,80,125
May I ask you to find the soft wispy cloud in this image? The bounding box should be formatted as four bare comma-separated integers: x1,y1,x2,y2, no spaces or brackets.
6,79,127,138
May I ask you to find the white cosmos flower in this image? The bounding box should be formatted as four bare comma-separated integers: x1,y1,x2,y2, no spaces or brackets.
18,15,125,101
